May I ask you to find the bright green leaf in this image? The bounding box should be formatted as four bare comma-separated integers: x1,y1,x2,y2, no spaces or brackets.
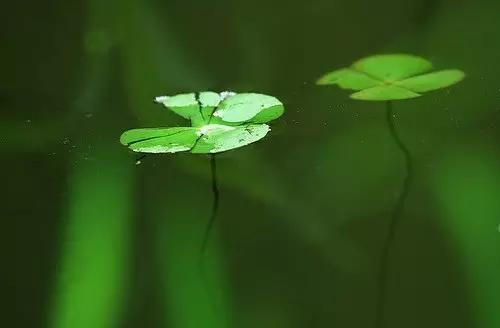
121,91,283,155
198,91,221,122
247,104,285,124
154,93,204,126
191,124,270,154
351,85,421,101
317,53,465,101
214,93,283,123
154,93,198,118
353,54,432,82
198,91,221,107
120,127,192,146
121,127,198,153
395,69,465,93
316,68,382,90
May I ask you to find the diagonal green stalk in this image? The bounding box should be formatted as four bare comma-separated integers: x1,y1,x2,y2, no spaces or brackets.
49,147,134,328
375,101,414,328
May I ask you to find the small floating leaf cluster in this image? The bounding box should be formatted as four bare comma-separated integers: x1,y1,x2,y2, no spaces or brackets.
317,54,465,101
120,92,284,154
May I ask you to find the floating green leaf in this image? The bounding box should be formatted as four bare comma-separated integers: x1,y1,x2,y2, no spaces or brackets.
353,54,432,81
121,127,199,153
120,127,194,146
192,124,270,154
121,91,284,154
198,91,223,121
154,93,204,126
317,54,465,101
351,85,420,101
213,93,284,123
394,69,465,93
316,68,382,90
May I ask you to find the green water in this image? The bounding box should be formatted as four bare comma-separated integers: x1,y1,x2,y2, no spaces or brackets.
8,0,500,327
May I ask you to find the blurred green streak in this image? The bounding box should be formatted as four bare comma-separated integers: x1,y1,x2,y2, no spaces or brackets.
433,145,500,328
48,1,134,325
49,149,135,328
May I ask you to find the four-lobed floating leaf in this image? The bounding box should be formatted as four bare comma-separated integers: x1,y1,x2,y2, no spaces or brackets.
120,91,284,154
317,54,465,101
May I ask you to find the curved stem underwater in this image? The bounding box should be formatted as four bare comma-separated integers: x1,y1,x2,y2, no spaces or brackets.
200,154,220,261
375,101,414,328
196,154,223,319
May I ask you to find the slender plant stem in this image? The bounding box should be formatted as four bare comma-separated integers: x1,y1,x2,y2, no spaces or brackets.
198,154,221,317
200,154,220,259
375,101,413,328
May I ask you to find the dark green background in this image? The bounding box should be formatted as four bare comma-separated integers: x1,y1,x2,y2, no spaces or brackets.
7,0,500,327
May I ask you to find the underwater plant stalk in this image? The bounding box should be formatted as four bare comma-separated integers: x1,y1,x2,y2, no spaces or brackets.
200,154,220,259
375,101,414,328
198,154,221,316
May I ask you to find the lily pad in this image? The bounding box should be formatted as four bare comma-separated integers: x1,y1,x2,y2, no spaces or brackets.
317,68,382,90
154,93,205,126
198,91,222,121
351,85,420,101
394,69,465,93
192,124,270,154
121,91,284,154
213,93,284,123
317,54,465,101
353,54,432,82
120,127,198,153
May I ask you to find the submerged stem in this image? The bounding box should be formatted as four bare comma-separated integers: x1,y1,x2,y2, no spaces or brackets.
375,101,413,328
197,154,222,319
200,154,220,259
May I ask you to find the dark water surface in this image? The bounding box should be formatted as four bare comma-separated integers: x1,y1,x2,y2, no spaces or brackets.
8,0,500,327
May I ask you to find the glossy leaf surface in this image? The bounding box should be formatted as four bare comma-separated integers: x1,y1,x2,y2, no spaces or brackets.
213,93,284,123
121,127,198,153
